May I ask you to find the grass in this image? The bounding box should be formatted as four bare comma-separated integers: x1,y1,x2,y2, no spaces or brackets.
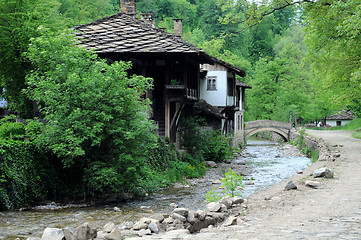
329,118,361,139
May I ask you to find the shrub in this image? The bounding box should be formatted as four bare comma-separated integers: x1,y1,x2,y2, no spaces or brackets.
181,117,234,163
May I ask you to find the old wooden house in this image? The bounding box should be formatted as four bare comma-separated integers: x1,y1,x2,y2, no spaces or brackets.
74,0,249,145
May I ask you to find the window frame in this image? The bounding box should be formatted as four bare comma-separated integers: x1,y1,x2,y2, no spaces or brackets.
206,76,217,91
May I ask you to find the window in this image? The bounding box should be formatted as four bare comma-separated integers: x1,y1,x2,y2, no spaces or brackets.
336,121,341,126
207,76,217,91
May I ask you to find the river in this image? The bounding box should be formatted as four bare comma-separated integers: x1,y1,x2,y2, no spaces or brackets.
0,138,311,239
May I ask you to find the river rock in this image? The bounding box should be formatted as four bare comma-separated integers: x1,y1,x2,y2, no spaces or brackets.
205,161,217,168
285,181,297,191
63,227,77,240
132,221,148,230
313,168,334,178
163,217,174,224
222,216,238,227
26,238,41,240
95,231,107,239
41,227,64,240
234,159,246,165
212,179,222,184
103,222,115,233
305,180,323,189
148,222,159,233
137,229,151,237
187,210,197,223
76,223,97,240
149,214,165,223
195,210,206,221
169,203,178,208
231,196,244,205
220,196,233,209
206,202,221,212
173,207,189,217
104,228,122,240
171,212,187,222
220,203,228,212
113,207,121,212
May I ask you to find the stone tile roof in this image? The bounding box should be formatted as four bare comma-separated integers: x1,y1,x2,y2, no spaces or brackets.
326,110,355,120
73,13,211,60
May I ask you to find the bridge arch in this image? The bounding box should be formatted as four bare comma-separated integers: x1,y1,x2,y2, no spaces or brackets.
245,127,289,141
245,120,292,142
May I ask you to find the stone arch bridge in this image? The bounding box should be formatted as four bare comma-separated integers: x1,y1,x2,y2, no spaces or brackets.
245,120,292,141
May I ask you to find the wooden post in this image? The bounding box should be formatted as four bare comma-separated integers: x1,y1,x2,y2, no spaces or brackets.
164,93,170,138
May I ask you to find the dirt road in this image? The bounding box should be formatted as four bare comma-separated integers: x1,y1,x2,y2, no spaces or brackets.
187,130,361,239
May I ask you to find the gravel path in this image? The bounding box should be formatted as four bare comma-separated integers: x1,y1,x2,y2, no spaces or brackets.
188,130,361,240
131,130,361,239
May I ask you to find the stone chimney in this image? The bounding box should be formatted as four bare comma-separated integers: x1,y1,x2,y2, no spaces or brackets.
141,13,155,27
121,0,137,16
173,18,183,37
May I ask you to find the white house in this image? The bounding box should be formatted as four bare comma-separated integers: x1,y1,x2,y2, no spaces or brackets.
326,110,355,127
199,58,251,144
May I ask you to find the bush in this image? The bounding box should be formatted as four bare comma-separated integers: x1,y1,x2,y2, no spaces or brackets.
203,130,233,163
181,117,234,163
0,117,58,210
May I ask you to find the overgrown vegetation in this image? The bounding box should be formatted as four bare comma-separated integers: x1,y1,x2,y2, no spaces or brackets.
181,117,234,163
290,129,319,163
205,168,244,202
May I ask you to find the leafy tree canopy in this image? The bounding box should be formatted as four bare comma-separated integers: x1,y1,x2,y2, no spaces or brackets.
24,28,156,194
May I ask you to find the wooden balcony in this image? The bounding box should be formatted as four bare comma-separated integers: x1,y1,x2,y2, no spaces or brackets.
165,85,199,102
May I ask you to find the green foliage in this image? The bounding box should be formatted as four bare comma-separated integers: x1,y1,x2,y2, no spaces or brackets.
0,117,58,210
206,168,244,202
25,29,158,195
203,130,233,163
0,116,26,141
181,117,234,163
304,0,361,116
0,0,66,118
205,188,222,202
352,131,361,140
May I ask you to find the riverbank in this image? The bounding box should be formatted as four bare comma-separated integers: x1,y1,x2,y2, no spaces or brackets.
179,130,361,239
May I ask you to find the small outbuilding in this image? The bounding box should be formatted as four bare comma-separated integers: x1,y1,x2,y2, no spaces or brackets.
325,110,355,127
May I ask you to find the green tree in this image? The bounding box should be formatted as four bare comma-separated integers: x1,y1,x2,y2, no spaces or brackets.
304,0,361,116
25,29,157,195
0,0,65,118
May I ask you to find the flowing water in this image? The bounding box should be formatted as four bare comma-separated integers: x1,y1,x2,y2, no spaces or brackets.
0,138,311,239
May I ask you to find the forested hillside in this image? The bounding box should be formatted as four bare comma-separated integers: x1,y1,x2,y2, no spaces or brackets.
1,0,360,121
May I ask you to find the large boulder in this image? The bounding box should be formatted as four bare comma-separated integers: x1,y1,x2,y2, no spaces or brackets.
206,202,221,212
205,161,217,168
173,208,189,218
41,228,64,240
222,216,238,227
63,227,77,240
76,222,97,240
305,180,322,189
171,212,187,222
231,196,244,205
103,222,115,233
285,181,297,191
313,168,334,178
104,228,122,240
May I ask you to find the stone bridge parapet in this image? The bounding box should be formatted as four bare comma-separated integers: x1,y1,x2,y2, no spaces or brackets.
245,120,292,141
